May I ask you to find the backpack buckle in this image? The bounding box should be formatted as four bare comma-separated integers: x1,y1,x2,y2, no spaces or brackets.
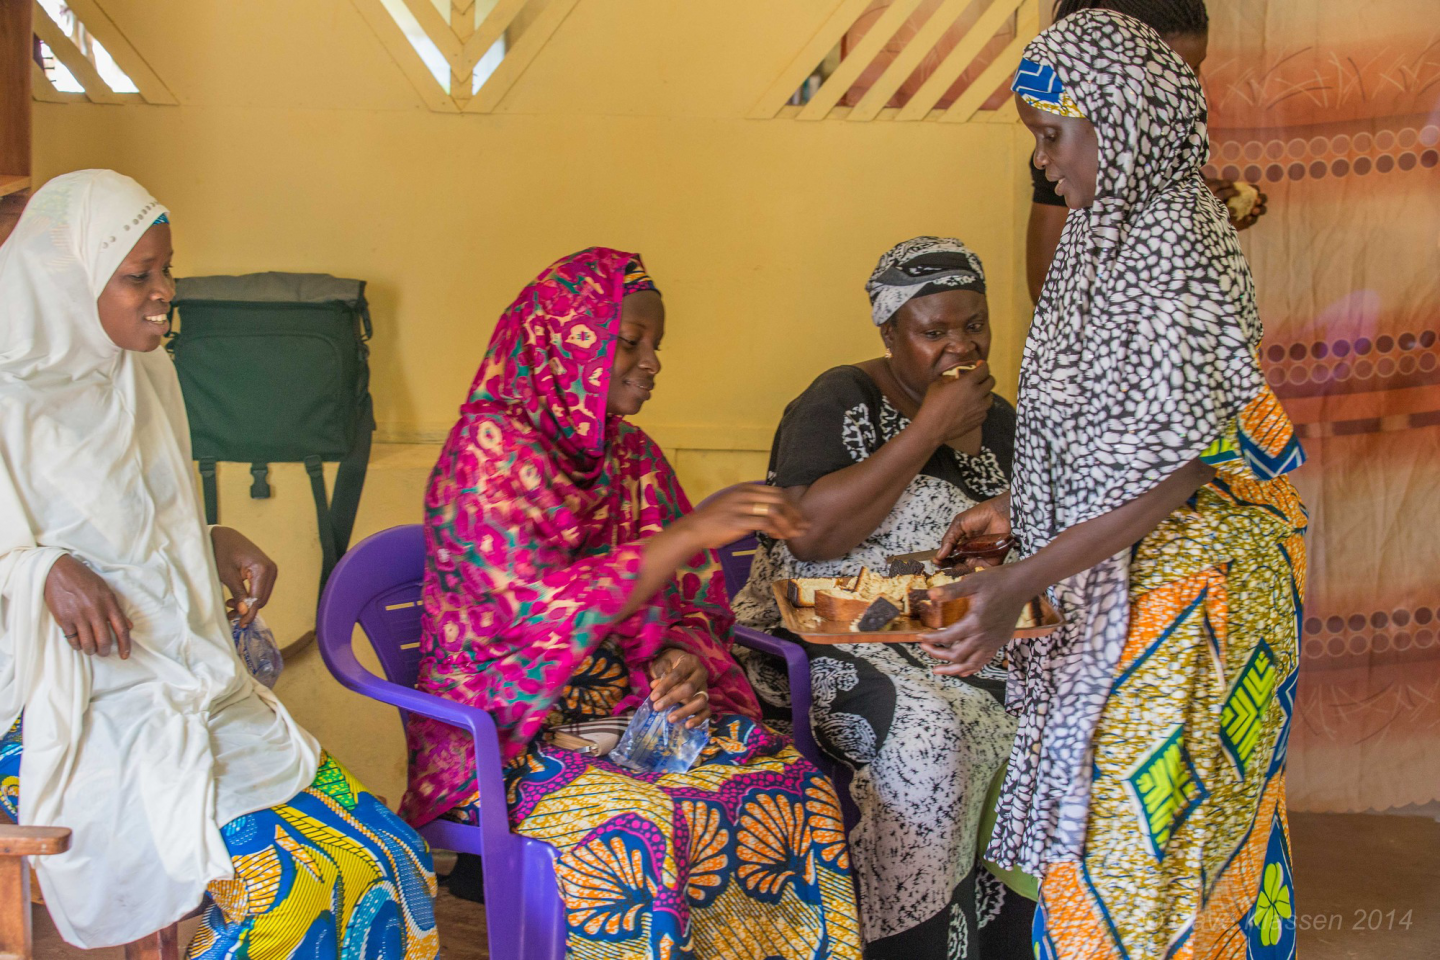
249,463,271,499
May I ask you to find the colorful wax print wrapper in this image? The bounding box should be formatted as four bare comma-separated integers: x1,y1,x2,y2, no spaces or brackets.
231,614,284,688
609,698,710,774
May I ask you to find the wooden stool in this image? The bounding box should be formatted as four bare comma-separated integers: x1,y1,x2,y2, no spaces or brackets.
0,823,70,960
124,924,182,960
18,836,190,960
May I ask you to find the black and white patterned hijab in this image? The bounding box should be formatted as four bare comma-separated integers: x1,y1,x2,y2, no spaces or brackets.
1013,9,1264,551
991,10,1269,874
865,236,986,326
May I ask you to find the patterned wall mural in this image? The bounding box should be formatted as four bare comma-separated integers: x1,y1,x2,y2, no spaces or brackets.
1203,0,1440,812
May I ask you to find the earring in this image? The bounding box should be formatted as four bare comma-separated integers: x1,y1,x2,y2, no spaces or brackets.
885,349,892,359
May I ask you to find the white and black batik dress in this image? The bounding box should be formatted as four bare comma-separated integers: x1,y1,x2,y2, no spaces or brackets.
731,364,1033,960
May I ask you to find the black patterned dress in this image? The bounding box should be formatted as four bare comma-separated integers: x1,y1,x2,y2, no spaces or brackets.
731,365,1033,960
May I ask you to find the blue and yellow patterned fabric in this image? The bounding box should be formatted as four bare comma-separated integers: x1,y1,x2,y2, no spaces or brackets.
1201,384,1307,481
0,720,438,960
443,640,861,960
1012,57,1086,118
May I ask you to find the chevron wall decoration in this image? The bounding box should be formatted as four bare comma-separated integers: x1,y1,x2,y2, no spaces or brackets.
751,0,1040,123
351,0,579,113
31,0,176,105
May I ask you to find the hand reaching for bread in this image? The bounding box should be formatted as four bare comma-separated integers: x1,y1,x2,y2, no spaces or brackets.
625,484,809,624
915,360,995,445
679,483,808,552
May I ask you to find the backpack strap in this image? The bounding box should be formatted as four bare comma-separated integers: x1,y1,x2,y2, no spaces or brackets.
303,456,339,598
328,425,371,564
302,427,371,597
198,458,219,525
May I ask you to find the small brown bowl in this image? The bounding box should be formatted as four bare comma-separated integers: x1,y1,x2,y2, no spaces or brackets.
940,534,1015,567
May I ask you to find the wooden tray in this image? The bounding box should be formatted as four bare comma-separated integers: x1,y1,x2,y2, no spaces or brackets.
771,581,1063,645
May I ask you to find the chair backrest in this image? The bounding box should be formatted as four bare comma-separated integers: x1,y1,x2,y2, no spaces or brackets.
715,535,759,601
696,481,768,601
317,524,428,688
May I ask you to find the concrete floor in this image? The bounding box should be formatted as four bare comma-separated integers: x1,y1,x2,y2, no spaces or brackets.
1288,813,1440,959
30,812,1439,960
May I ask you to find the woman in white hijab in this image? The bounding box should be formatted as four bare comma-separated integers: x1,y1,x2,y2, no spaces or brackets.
0,170,437,956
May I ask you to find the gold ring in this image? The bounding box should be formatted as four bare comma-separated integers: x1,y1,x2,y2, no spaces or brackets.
750,502,769,516
695,691,709,701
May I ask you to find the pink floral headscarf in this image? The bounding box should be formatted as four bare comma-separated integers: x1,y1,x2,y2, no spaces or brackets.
401,248,760,826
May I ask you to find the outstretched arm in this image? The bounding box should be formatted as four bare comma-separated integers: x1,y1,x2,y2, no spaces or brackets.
622,484,805,619
921,458,1215,675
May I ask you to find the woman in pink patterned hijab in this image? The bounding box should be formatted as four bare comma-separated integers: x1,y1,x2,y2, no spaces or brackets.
401,248,861,958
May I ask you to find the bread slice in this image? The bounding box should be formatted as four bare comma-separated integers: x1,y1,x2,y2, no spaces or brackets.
911,593,969,629
786,578,840,608
1016,597,1042,630
887,558,927,577
940,362,980,380
814,587,876,622
852,568,887,597
850,596,903,632
1226,181,1259,221
910,571,970,628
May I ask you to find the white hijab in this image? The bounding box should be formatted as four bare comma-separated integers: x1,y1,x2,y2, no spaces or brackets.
0,170,318,947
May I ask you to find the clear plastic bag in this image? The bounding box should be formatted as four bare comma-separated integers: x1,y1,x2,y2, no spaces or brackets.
609,698,710,775
231,608,283,688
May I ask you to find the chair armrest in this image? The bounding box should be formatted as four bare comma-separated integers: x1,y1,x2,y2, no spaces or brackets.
333,659,500,746
0,825,69,856
732,625,794,660
732,624,821,767
316,616,513,843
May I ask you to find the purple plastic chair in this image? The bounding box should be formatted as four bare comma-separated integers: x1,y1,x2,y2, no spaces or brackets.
711,533,820,767
315,524,564,960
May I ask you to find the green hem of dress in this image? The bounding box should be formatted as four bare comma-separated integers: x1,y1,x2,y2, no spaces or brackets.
979,761,1040,900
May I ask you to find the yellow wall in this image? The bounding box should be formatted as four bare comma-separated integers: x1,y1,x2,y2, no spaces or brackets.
33,0,1034,799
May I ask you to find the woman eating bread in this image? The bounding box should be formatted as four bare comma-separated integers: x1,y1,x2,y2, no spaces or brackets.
731,236,1033,960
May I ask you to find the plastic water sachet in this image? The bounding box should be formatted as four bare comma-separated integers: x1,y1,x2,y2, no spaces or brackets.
609,697,710,774
231,609,284,688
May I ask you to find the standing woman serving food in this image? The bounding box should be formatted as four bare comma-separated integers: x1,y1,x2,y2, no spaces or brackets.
925,11,1307,959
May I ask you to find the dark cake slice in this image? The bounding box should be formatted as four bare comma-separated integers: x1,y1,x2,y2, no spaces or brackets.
851,596,902,632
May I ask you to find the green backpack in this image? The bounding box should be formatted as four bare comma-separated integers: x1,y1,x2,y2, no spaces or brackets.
167,272,375,595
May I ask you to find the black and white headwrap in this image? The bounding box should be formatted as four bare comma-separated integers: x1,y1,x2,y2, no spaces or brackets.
865,236,986,326
991,10,1268,874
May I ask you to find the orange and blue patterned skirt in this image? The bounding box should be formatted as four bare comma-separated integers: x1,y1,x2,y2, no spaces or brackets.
0,721,438,960
1034,387,1307,960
